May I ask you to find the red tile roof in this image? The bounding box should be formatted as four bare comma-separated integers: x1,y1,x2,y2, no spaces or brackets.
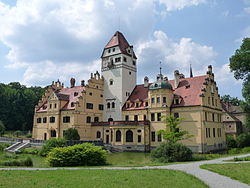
104,31,137,59
124,75,208,110
36,86,85,112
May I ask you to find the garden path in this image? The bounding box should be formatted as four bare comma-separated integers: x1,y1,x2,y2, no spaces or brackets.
0,153,250,188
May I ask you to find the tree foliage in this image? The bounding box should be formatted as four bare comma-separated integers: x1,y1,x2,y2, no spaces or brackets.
221,95,243,106
63,128,80,141
0,82,45,131
157,116,192,143
229,38,250,128
0,120,5,136
39,138,66,157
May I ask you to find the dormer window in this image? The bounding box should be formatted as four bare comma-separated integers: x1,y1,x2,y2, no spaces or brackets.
112,48,115,52
128,49,131,53
136,103,139,107
108,49,111,53
71,102,74,107
127,103,130,108
175,99,179,105
74,92,78,96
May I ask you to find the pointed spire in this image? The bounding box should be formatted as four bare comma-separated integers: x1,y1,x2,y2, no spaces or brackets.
190,64,193,78
160,61,162,75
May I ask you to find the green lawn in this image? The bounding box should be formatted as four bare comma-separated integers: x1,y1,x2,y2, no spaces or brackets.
200,163,250,185
0,169,208,188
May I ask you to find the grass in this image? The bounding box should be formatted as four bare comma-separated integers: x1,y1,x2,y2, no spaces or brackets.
0,169,208,188
226,156,250,162
200,163,250,185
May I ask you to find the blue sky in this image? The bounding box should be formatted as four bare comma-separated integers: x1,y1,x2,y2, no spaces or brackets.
0,0,249,99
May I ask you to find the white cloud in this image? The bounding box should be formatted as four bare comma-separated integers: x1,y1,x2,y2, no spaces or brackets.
136,30,216,81
244,7,250,14
158,0,207,11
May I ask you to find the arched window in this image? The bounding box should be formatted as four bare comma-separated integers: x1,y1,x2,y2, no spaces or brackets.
107,102,110,109
116,130,121,142
50,116,55,123
51,130,56,137
112,102,115,108
109,79,113,85
126,130,133,142
96,131,101,138
108,118,113,122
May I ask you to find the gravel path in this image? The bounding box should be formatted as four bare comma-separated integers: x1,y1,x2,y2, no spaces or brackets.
1,153,250,188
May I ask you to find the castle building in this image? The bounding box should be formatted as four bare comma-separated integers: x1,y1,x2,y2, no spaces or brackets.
32,31,226,153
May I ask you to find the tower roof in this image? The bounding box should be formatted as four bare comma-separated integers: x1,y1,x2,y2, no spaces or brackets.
104,31,137,58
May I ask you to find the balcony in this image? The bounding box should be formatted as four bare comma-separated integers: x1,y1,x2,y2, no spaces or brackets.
91,120,150,127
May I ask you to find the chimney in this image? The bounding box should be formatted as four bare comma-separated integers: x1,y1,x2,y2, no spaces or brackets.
174,70,180,89
144,76,149,87
70,78,76,88
81,80,85,87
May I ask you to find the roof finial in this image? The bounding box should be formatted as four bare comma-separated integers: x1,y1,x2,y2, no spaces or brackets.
160,61,162,75
190,64,193,78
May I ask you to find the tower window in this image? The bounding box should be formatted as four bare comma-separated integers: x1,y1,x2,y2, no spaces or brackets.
108,49,111,53
109,79,113,85
74,92,78,96
107,102,110,109
123,57,127,62
134,115,138,121
129,72,131,75
133,61,136,66
112,48,115,52
112,102,115,108
115,57,121,62
125,115,129,121
163,97,166,103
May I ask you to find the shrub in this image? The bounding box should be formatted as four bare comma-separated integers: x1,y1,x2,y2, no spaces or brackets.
241,147,250,153
21,147,41,155
236,133,250,148
226,135,237,148
13,130,23,137
0,143,11,151
228,148,241,154
47,143,107,167
2,157,33,167
151,142,193,163
63,128,80,141
39,138,66,157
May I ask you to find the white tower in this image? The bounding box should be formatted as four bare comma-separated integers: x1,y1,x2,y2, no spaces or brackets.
101,31,137,121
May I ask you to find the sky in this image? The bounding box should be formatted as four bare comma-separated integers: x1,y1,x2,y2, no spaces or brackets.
0,0,249,99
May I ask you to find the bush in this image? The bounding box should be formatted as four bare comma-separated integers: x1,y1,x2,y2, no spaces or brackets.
21,147,41,155
228,148,241,154
236,133,250,148
47,143,107,167
39,138,66,157
0,143,11,151
151,142,193,163
63,128,80,141
2,157,33,167
226,135,237,148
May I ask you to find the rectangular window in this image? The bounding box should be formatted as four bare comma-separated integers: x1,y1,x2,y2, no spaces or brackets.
144,115,147,121
86,103,93,109
63,116,70,123
212,97,214,106
133,61,136,65
145,102,148,106
157,113,161,121
37,118,41,123
134,115,138,121
174,113,179,119
151,132,155,142
206,128,208,138
50,117,55,123
213,128,216,137
175,99,179,104
54,103,57,108
157,97,160,103
212,113,215,122
205,112,208,121
138,135,142,143
98,104,104,110
208,128,211,138
123,56,127,62
163,97,166,103
50,104,52,109
125,115,129,121
115,57,121,62
136,103,139,107
151,98,155,104
158,134,162,142
151,113,155,121
86,116,91,123
43,117,47,123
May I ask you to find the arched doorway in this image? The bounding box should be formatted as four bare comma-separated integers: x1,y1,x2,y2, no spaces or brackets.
116,130,121,142
126,130,133,142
